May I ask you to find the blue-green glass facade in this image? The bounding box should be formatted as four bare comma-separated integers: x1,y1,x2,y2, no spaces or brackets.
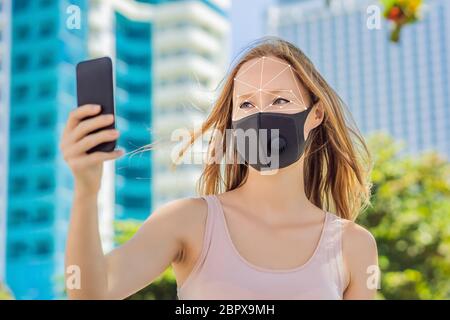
114,11,153,221
4,0,228,299
7,0,88,299
113,0,227,222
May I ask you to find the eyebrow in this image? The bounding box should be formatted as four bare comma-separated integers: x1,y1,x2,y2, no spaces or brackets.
236,89,293,104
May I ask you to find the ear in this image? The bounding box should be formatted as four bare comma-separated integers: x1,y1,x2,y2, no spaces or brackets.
304,101,324,140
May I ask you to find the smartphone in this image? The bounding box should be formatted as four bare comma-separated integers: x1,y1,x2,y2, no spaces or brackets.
76,56,116,154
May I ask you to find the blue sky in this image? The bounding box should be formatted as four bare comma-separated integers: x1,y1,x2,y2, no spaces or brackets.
230,0,276,60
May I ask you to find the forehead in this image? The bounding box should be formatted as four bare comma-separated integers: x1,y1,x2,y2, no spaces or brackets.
234,56,298,94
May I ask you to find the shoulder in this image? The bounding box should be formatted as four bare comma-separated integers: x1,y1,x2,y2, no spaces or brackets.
341,220,377,255
151,196,208,227
337,219,379,297
149,196,209,242
154,196,207,216
340,219,378,274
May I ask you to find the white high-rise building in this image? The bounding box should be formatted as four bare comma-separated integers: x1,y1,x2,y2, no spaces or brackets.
87,0,230,216
0,0,11,283
152,0,230,208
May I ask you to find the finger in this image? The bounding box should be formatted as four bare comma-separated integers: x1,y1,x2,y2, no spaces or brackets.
65,104,102,132
83,149,124,165
67,129,120,157
71,114,114,143
70,149,124,169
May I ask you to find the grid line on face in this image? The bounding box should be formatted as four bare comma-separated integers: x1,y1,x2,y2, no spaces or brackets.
233,56,310,120
261,65,291,90
259,90,308,112
234,58,261,81
289,66,307,107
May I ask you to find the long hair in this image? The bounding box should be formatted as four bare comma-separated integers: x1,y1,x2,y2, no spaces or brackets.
176,37,373,220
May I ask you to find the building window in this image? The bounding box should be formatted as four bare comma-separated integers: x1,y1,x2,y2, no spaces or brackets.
14,54,30,72
117,52,150,67
38,51,54,68
38,82,54,98
119,194,150,209
12,115,29,130
11,176,27,194
37,144,53,160
8,208,28,226
122,26,150,39
124,110,150,122
120,81,150,95
8,241,27,259
12,145,28,162
35,239,53,256
13,85,29,102
39,0,53,8
13,0,30,12
34,205,53,224
36,176,53,192
15,24,30,40
39,20,55,38
38,112,55,128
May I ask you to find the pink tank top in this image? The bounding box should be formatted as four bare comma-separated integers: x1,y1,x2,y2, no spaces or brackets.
177,194,348,300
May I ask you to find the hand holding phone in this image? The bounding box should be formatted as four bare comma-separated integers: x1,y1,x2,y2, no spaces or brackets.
59,57,121,192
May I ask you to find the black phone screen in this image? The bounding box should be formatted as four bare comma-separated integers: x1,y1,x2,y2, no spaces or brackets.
76,56,116,154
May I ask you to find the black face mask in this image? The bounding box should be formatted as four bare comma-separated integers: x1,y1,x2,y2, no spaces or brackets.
231,107,313,171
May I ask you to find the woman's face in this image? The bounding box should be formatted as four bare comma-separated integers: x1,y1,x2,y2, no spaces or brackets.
232,56,313,121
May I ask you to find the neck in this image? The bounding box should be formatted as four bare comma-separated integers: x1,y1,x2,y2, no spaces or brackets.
238,159,310,213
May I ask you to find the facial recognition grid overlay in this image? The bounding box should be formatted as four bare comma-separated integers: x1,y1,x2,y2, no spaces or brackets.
232,56,310,121
231,56,316,173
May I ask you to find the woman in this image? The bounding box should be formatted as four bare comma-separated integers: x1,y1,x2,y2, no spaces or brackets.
62,38,378,300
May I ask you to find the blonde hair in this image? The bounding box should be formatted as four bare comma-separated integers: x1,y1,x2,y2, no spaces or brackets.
177,37,373,220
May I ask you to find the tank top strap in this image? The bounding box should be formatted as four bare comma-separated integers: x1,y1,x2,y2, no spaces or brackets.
319,212,348,294
196,195,218,264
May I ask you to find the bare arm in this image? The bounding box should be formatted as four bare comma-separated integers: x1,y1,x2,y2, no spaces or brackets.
342,222,379,300
103,197,205,299
62,104,205,299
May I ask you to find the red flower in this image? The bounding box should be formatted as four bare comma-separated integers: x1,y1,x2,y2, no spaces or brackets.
387,6,404,22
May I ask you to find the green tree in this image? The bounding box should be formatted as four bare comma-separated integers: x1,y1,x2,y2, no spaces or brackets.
358,133,450,299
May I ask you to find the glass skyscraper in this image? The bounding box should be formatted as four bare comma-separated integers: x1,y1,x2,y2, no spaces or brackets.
0,0,12,287
6,0,88,298
269,0,450,158
114,7,154,221
2,0,229,299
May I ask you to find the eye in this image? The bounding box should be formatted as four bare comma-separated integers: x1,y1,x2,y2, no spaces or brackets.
273,97,290,105
239,101,254,109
